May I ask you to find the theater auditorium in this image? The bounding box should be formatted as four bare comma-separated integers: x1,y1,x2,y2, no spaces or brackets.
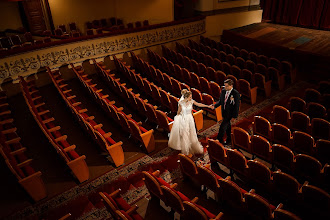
0,0,329,219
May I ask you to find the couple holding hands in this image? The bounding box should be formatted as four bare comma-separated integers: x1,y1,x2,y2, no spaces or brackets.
168,79,240,156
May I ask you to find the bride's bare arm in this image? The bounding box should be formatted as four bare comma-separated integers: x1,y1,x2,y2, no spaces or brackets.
193,100,214,109
177,104,182,115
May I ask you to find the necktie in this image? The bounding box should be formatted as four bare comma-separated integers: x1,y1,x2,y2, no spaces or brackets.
224,91,229,109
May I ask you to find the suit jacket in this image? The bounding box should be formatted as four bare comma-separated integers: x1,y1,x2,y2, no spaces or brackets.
214,88,240,120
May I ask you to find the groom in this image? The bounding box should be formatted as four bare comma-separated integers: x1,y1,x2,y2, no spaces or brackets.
213,79,240,144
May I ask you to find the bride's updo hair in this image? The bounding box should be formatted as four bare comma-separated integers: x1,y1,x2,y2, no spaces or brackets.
181,89,192,99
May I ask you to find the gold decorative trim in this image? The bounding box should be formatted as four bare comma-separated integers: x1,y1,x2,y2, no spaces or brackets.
0,19,205,84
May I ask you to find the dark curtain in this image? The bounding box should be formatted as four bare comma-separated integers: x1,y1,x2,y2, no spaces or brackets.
269,0,279,21
312,0,326,28
262,0,272,20
275,0,285,23
260,0,265,9
298,0,325,28
320,0,330,30
260,0,329,30
288,0,303,25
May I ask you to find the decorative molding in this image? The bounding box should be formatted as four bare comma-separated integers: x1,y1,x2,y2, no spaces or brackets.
0,19,205,84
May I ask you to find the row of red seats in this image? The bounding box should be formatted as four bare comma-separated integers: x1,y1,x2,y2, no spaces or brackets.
162,45,261,104
44,23,80,39
304,88,330,109
189,141,329,219
0,32,54,56
46,67,125,167
127,52,205,129
179,153,304,220
99,188,143,220
113,55,177,115
288,88,330,121
42,29,70,39
144,156,300,220
86,20,150,36
171,42,273,96
70,63,155,154
161,45,228,92
271,106,330,161
271,104,329,137
153,47,223,100
57,22,79,34
114,55,205,132
232,125,329,188
132,51,191,98
19,76,89,183
175,44,275,103
93,58,175,133
199,36,296,83
207,139,329,219
255,111,329,142
252,114,329,161
0,91,46,202
189,39,289,79
144,49,223,121
289,97,328,122
0,34,32,50
181,40,287,91
86,18,124,30
177,41,273,83
142,170,225,220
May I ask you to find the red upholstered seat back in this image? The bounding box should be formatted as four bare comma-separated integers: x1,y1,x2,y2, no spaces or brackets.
245,193,274,219
272,144,294,171
209,81,221,100
183,201,215,220
231,65,241,79
292,131,314,154
238,79,251,97
273,105,290,126
247,160,272,185
302,184,330,211
197,165,221,191
295,154,322,179
289,97,306,112
272,123,291,146
304,88,321,104
142,171,163,199
232,127,250,151
207,139,227,165
291,112,310,133
219,178,244,206
191,88,203,103
161,186,185,213
201,93,214,105
307,102,326,119
273,171,300,198
155,110,170,132
178,154,198,179
251,135,271,161
311,118,330,140
227,149,247,173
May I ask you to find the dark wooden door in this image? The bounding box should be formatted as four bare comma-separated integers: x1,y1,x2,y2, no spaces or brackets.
22,0,47,34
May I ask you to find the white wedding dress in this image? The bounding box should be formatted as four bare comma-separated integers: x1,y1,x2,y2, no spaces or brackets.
168,99,204,155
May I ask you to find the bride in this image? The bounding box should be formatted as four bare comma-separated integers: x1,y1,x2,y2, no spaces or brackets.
168,89,214,155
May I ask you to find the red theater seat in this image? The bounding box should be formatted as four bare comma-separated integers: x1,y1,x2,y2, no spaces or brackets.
272,105,290,127
207,139,228,166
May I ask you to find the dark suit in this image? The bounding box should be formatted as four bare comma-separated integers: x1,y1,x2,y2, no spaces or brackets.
214,88,240,143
